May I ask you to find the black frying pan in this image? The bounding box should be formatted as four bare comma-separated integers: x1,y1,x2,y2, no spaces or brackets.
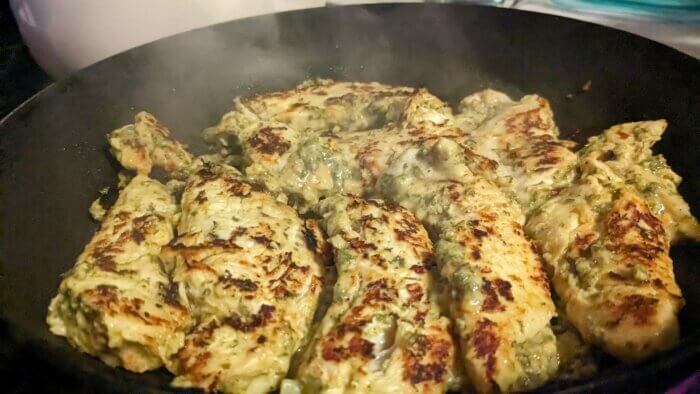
1,4,698,393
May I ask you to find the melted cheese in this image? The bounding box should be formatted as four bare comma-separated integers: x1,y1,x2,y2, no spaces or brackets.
161,164,325,393
293,195,454,394
47,175,190,372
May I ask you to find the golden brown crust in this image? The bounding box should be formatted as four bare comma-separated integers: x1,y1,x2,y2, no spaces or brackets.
526,120,694,364
47,175,190,373
380,138,559,393
294,195,454,394
456,91,577,208
535,187,683,363
52,84,699,392
163,165,324,393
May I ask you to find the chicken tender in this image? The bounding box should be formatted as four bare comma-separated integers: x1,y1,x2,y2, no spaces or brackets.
292,195,455,394
47,175,190,372
161,164,326,393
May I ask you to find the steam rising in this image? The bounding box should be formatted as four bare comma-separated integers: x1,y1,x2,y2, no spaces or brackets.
69,4,524,158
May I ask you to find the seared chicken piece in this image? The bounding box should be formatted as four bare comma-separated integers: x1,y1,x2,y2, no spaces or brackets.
206,79,415,142
527,121,698,362
378,138,559,393
47,175,190,372
205,89,460,211
576,120,700,243
456,92,698,363
107,112,195,178
292,195,454,394
213,84,560,391
455,90,578,210
201,80,418,210
161,164,326,393
51,81,700,392
339,89,463,188
454,91,597,375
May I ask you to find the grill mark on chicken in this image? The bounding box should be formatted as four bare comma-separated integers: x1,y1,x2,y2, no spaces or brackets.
296,195,453,393
606,200,666,263
249,127,291,155
160,281,186,310
473,318,499,379
218,273,258,292
608,295,658,327
222,304,276,332
403,334,451,385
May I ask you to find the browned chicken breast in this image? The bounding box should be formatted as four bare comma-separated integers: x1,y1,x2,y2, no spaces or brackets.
208,83,561,392
206,79,415,140
205,87,460,211
49,81,699,393
456,89,700,363
47,175,190,372
379,138,559,392
455,90,578,210
527,121,699,362
290,195,455,394
161,164,326,393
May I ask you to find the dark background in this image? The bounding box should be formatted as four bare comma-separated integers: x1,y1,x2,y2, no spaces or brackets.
0,1,50,119
0,4,88,392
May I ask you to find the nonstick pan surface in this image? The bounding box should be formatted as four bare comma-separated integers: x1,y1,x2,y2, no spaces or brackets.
1,4,698,392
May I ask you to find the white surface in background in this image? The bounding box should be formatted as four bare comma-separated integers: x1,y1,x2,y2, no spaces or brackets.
515,1,700,59
10,0,699,79
9,0,324,78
